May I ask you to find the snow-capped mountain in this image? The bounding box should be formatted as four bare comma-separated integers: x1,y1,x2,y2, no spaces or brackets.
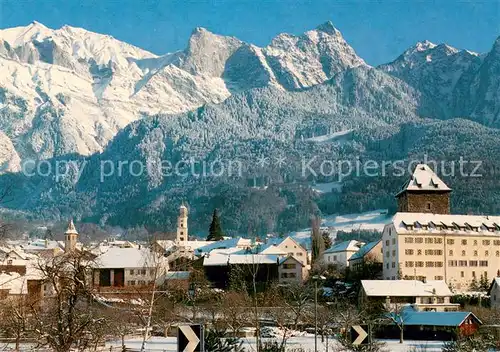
0,21,366,169
379,37,500,126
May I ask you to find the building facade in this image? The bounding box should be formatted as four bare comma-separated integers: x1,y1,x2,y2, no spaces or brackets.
383,164,500,291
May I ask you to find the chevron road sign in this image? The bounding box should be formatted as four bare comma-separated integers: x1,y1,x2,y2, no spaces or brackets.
178,324,204,352
350,325,368,345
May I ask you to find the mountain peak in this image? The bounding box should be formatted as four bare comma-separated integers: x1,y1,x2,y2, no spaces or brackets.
315,21,341,36
413,40,437,52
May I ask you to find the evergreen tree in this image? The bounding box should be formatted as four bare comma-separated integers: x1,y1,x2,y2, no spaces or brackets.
311,216,325,264
322,231,332,250
207,209,224,241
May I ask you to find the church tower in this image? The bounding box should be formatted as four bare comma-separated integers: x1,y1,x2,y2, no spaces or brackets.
396,164,451,214
176,204,188,244
65,219,78,252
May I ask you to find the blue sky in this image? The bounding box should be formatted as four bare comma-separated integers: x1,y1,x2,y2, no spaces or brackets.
0,0,498,65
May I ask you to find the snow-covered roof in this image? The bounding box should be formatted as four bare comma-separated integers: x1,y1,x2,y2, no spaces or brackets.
95,247,163,269
390,212,500,236
0,272,27,295
195,237,251,254
258,244,288,255
65,219,78,235
203,253,280,266
396,164,451,196
388,306,482,327
324,240,362,254
349,240,381,261
361,280,452,297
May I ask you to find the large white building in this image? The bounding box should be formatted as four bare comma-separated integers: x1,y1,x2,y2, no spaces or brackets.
382,164,500,291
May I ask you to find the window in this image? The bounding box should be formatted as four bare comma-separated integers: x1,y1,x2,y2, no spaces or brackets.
386,251,390,258
479,261,488,267
483,240,491,245
435,276,443,280
415,238,423,244
485,250,489,256
6,259,12,265
448,260,457,267
447,239,455,245
462,250,466,256
473,250,478,257
461,240,467,245
417,249,422,255
435,262,443,267
333,256,337,261
469,260,478,267
449,250,453,256
405,261,414,267
405,249,414,255
392,238,396,245
405,237,414,244
386,263,389,269
283,263,296,269
415,261,424,267
129,280,136,286
474,240,478,245
459,260,468,267
138,280,146,286
436,250,443,255
130,270,134,275
150,269,155,276
392,262,396,268
472,271,476,278
141,269,146,275
392,250,396,257
494,240,500,246
434,238,443,244
385,240,390,246
425,238,433,244
497,251,500,257
461,271,465,277
425,261,435,267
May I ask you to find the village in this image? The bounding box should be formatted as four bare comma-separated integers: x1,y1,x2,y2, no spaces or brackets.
0,164,499,351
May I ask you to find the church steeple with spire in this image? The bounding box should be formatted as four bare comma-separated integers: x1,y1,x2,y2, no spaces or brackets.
64,219,78,252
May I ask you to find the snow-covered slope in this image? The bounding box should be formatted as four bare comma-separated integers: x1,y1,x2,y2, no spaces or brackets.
0,21,366,168
379,37,500,127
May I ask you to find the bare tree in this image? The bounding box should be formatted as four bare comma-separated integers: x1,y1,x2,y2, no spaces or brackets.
0,183,12,241
30,250,107,352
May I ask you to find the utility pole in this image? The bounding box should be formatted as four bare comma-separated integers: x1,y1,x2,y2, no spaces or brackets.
313,275,326,352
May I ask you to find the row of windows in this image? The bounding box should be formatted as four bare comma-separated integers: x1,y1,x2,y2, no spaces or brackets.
281,272,297,279
403,249,500,257
129,269,155,276
403,237,500,246
282,263,297,269
448,260,488,267
405,261,444,268
127,280,154,286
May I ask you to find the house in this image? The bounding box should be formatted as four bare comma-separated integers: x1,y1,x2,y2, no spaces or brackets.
323,240,363,267
384,306,482,340
278,256,305,283
488,277,500,308
93,247,168,288
348,240,383,272
383,164,500,290
360,279,460,312
203,252,304,289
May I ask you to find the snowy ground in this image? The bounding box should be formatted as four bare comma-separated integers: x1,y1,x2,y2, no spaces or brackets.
305,129,353,144
291,209,390,242
105,336,446,351
310,181,343,194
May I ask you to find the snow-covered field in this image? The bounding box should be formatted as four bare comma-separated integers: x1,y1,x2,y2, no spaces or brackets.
105,336,446,351
305,129,353,144
291,209,390,241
